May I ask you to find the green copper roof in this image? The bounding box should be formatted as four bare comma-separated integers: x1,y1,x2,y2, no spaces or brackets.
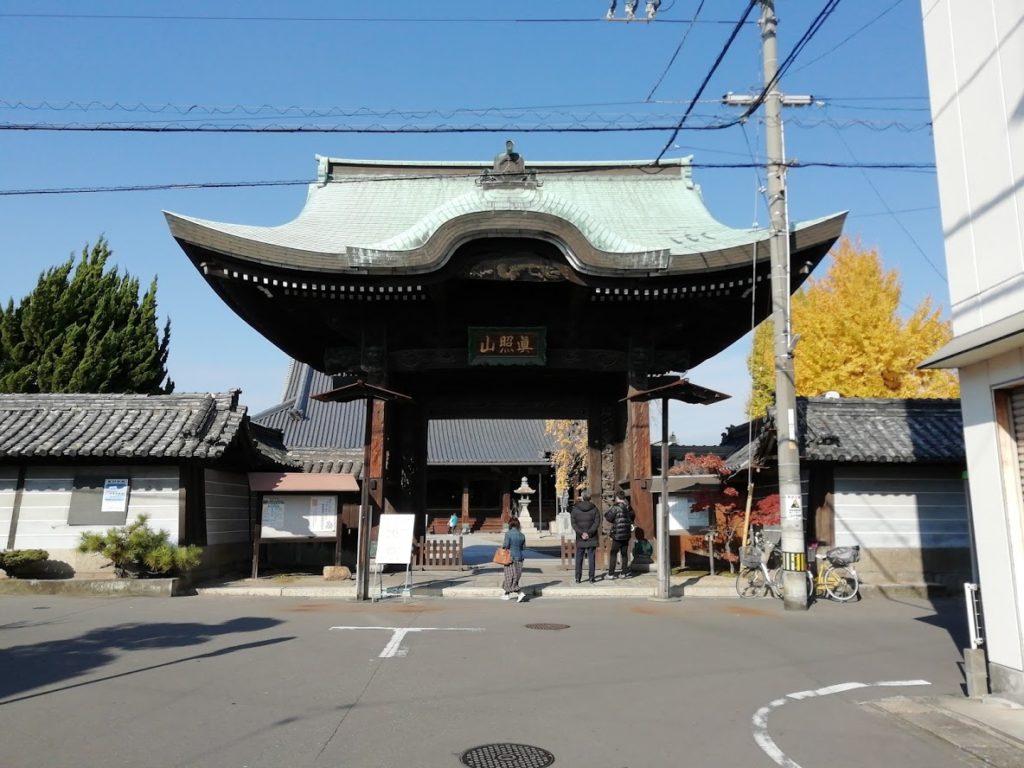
166,155,845,277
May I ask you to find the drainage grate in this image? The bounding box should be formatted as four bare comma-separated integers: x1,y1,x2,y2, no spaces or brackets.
461,743,555,768
524,623,570,631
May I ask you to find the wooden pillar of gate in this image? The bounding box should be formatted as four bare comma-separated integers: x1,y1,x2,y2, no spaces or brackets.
626,340,655,547
629,399,654,541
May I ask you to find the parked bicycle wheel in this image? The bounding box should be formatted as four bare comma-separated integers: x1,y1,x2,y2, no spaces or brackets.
769,567,784,599
824,565,859,601
736,566,767,598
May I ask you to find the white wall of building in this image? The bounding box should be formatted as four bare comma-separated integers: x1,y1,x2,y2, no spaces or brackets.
960,361,1024,675
922,0,1024,698
11,464,180,553
923,1,1024,334
833,467,969,549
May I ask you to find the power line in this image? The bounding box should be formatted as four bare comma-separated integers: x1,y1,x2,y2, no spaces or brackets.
830,124,946,282
732,0,845,122
654,0,759,162
0,114,934,133
645,0,706,101
0,12,752,25
0,97,932,119
0,120,739,134
847,205,938,218
0,161,937,197
789,0,909,75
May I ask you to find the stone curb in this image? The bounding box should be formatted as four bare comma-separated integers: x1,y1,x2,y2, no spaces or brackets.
0,575,955,601
0,577,184,597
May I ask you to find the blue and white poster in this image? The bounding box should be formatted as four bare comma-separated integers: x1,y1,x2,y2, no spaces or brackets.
101,479,130,513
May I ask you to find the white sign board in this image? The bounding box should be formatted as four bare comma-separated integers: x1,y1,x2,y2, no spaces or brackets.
263,498,285,529
260,494,338,538
667,497,690,532
101,479,130,513
783,493,803,520
667,497,711,532
374,514,415,565
309,496,337,533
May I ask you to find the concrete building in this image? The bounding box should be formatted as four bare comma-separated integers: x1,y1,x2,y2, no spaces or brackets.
920,0,1024,701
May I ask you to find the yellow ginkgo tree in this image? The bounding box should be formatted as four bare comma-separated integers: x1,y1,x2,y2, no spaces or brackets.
747,238,959,419
544,419,588,498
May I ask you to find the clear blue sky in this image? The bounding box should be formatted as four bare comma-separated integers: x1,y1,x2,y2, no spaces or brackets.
0,0,943,445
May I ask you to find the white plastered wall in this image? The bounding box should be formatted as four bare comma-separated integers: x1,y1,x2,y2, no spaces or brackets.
922,0,1024,693
960,357,1024,676
10,465,181,573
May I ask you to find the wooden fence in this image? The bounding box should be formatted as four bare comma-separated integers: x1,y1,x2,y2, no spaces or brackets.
559,537,612,570
414,536,465,570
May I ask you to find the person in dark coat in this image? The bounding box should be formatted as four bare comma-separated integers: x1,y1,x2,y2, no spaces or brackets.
570,489,600,583
604,490,635,579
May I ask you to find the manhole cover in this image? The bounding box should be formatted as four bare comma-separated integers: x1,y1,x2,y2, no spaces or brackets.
524,623,570,631
461,743,555,768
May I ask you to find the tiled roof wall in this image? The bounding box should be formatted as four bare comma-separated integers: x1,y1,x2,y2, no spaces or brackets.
802,397,964,463
0,391,248,460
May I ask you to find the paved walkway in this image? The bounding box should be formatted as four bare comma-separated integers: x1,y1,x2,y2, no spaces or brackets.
199,531,926,600
205,532,733,599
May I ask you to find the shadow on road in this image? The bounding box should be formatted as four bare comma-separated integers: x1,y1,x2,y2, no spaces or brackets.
0,616,288,703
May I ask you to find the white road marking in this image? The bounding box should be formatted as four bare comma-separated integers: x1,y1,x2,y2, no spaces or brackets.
330,626,484,658
751,679,931,768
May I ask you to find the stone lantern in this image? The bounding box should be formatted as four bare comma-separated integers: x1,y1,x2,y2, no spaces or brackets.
513,476,537,532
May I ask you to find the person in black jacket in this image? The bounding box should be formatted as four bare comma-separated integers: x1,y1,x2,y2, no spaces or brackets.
604,491,635,579
570,489,600,583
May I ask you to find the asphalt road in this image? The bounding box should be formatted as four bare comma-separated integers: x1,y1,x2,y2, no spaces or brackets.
0,594,976,768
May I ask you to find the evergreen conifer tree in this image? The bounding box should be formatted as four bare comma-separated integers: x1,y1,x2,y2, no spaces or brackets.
0,238,173,394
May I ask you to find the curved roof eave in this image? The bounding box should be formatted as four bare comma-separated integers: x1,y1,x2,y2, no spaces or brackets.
166,209,847,279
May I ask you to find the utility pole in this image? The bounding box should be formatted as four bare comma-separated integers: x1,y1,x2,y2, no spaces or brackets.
726,1,810,610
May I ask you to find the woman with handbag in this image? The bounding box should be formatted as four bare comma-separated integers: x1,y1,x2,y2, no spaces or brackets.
500,516,527,602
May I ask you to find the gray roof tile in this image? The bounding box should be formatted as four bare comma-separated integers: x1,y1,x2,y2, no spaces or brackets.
800,397,964,463
253,363,555,465
0,390,290,464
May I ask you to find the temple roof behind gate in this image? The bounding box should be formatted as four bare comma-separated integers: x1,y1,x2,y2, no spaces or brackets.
165,155,845,276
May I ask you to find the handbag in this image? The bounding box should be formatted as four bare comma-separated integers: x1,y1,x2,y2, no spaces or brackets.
492,547,513,566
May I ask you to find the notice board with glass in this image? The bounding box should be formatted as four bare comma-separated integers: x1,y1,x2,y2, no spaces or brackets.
258,494,338,538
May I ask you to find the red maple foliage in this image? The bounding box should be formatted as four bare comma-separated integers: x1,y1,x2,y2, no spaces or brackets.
668,453,780,566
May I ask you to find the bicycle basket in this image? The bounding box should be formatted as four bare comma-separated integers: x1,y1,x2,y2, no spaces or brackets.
826,545,860,566
739,546,763,569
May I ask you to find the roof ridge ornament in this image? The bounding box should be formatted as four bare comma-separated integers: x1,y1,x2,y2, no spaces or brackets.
479,140,541,189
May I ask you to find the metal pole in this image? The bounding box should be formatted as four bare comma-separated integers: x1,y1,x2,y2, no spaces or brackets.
355,397,374,601
760,0,808,610
657,397,671,599
538,471,543,536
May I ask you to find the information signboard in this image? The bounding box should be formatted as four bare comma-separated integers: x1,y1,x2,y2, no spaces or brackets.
101,479,130,513
374,514,415,565
260,494,338,538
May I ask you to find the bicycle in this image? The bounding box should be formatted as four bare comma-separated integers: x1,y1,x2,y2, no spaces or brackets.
776,544,861,602
737,534,861,603
809,544,860,602
736,529,781,598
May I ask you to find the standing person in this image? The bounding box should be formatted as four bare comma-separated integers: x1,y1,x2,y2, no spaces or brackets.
570,489,600,583
604,490,635,579
501,516,527,602
448,512,460,534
